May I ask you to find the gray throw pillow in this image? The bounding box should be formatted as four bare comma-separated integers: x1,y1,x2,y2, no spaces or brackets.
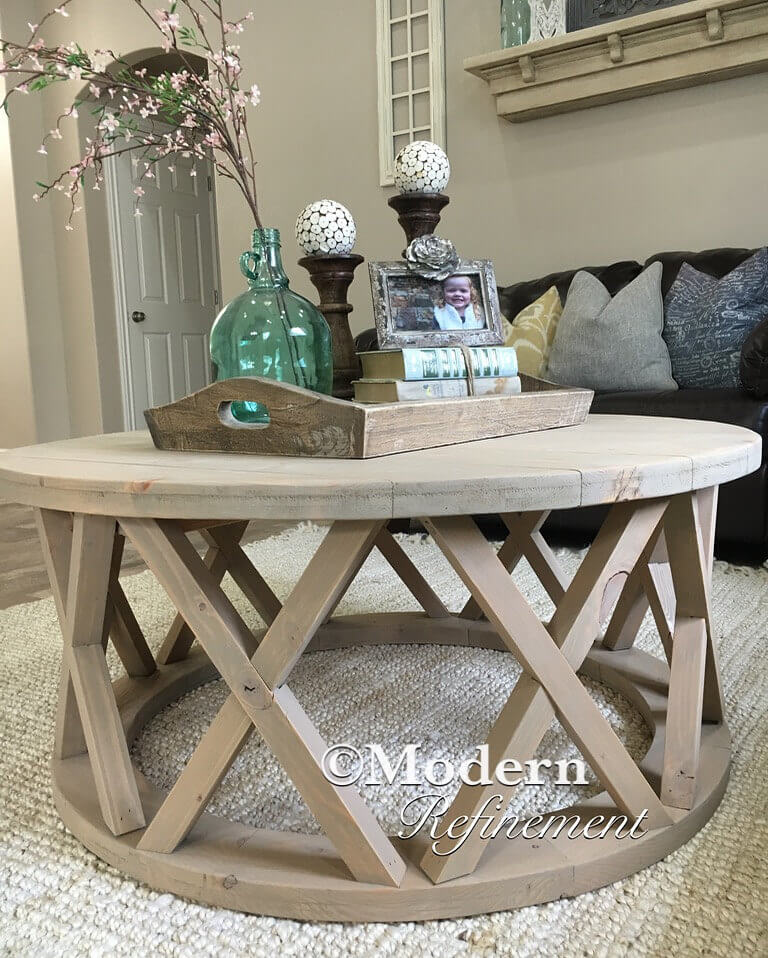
546,261,676,392
662,248,768,388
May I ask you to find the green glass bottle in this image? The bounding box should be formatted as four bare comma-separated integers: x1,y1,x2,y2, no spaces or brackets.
210,228,333,423
501,0,531,47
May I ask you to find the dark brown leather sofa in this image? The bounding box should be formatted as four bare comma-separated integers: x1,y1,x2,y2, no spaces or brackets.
355,247,768,562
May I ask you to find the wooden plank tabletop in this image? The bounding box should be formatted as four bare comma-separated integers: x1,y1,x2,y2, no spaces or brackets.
0,416,760,521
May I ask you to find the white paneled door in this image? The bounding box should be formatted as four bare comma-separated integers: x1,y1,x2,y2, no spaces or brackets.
109,150,219,428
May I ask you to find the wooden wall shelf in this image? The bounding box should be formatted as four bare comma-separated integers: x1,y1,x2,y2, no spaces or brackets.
464,0,768,122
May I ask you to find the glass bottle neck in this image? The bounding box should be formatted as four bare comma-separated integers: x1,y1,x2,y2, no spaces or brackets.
250,228,289,289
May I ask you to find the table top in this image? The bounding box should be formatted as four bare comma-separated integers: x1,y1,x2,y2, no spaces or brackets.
0,415,760,521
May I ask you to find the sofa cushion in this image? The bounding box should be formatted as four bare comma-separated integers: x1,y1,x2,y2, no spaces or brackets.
541,387,768,557
501,285,562,376
546,262,676,392
590,387,768,442
498,260,642,321
741,316,768,399
645,247,759,298
662,248,768,389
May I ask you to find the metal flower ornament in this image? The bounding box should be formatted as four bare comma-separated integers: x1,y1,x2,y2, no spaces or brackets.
405,234,460,281
0,1,264,230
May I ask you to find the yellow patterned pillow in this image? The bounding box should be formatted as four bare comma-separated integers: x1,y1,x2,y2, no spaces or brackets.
501,285,563,377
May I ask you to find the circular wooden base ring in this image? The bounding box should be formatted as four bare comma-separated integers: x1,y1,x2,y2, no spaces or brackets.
52,615,730,922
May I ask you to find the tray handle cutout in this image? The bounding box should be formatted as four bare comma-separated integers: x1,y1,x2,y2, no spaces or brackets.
218,400,271,428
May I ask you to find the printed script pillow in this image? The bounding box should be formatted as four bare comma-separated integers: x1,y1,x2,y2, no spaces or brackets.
546,261,677,392
662,248,768,388
501,285,563,377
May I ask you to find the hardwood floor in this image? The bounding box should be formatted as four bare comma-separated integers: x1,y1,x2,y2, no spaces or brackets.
0,501,296,610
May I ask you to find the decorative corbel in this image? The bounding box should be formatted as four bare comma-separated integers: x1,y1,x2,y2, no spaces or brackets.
519,54,535,83
706,8,724,40
607,33,624,63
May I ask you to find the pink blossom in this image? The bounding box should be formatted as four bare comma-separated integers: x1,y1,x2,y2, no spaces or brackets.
88,83,101,98
134,209,143,217
170,71,188,92
99,113,119,133
38,145,47,155
155,9,180,32
65,224,74,231
249,84,261,106
90,50,110,73
134,186,145,197
28,22,38,32
32,193,40,201
54,7,70,17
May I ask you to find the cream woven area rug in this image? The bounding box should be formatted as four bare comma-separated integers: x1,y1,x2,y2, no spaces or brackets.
0,526,766,957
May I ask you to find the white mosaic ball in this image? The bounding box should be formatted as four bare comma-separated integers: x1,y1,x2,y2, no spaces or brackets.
393,140,450,194
295,199,356,255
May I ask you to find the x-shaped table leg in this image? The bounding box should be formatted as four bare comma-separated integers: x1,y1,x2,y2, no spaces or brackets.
660,489,723,809
460,511,570,620
36,509,145,836
121,516,406,887
157,521,282,665
419,500,674,884
602,524,675,659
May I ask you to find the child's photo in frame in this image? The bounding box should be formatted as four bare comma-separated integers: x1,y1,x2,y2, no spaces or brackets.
369,260,504,349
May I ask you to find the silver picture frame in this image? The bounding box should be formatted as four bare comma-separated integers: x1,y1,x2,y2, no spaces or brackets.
369,258,505,350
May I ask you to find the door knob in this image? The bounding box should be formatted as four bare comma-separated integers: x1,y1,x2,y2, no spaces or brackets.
131,310,146,323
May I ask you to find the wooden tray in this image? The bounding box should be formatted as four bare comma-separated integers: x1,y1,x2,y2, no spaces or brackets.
144,375,593,459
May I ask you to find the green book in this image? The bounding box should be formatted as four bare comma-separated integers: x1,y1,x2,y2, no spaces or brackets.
358,346,518,381
353,376,522,403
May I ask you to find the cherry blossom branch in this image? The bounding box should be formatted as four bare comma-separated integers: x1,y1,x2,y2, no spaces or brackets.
0,0,264,230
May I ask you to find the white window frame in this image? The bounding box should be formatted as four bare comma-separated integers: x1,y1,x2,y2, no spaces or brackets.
376,0,446,187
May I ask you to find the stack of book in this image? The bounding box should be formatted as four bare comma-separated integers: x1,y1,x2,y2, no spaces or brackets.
353,346,521,403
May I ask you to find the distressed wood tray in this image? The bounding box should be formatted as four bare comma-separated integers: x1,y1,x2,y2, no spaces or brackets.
144,375,593,459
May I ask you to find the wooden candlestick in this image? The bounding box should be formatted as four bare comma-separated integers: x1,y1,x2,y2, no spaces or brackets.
298,253,365,400
387,192,450,249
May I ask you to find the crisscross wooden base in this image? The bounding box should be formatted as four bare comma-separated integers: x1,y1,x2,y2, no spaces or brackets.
38,487,729,920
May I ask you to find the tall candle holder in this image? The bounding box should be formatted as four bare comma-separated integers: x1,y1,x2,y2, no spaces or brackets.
295,200,365,399
387,192,450,252
388,139,452,252
297,253,365,399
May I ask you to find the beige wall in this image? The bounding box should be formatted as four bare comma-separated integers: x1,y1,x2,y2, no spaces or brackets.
0,2,70,449
2,0,767,446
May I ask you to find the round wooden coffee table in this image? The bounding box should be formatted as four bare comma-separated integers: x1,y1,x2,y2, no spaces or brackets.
0,415,760,921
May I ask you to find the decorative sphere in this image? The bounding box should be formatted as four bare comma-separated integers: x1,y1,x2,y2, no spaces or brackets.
295,199,356,255
393,140,450,194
